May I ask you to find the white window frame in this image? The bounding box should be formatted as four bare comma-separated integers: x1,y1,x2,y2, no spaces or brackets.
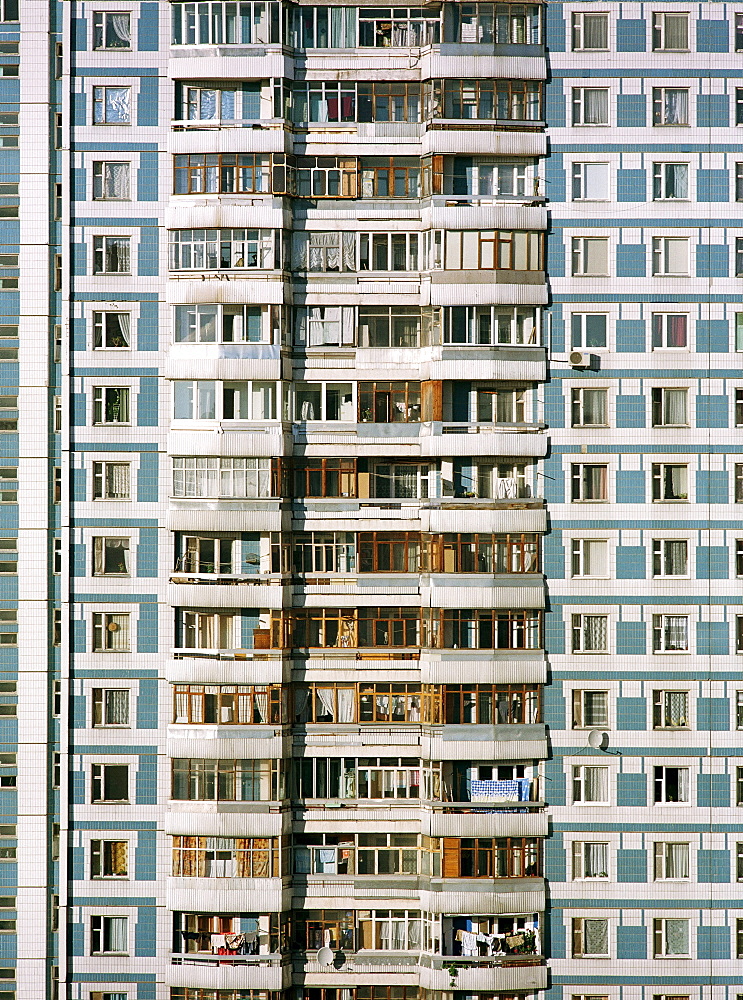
92,235,131,275
651,313,688,349
570,312,608,350
92,612,131,652
93,11,132,50
653,842,690,880
652,917,690,957
652,614,689,653
572,765,610,804
570,539,609,579
572,916,610,956
571,162,609,200
572,688,609,727
571,613,609,652
651,462,688,502
92,161,131,201
651,387,688,427
651,538,688,578
93,310,132,350
92,85,132,125
92,687,131,728
571,12,609,50
90,838,129,879
652,162,689,200
92,537,131,578
571,463,609,502
571,87,610,126
651,237,689,276
92,386,131,425
652,87,689,126
652,12,689,51
652,689,689,729
92,461,131,501
570,387,608,427
572,841,609,879
90,914,129,956
653,765,690,804
571,237,609,276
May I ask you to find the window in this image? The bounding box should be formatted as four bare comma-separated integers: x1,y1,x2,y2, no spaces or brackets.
174,304,279,345
180,611,235,650
93,237,130,274
652,88,689,126
653,690,688,729
171,0,280,44
359,6,439,46
571,313,607,349
53,538,62,573
53,608,61,646
91,840,128,878
652,614,688,652
436,533,540,575
571,464,608,501
737,163,743,200
443,305,539,347
90,915,128,955
652,237,688,276
653,918,689,957
359,157,420,199
172,457,273,499
736,238,743,276
295,459,358,499
654,766,689,803
93,688,130,727
738,766,743,805
93,12,131,49
737,465,743,502
571,388,607,427
357,383,419,424
91,993,128,1000
652,163,688,200
172,835,280,877
572,842,608,878
652,539,687,577
93,462,130,500
652,12,688,50
93,86,131,125
92,161,130,201
573,766,609,804
445,2,541,44
651,388,687,426
572,614,608,652
738,692,743,728
571,539,608,578
572,690,609,728
93,312,130,350
571,12,608,50
178,83,258,122
93,387,130,425
0,1,17,21
652,463,687,501
92,613,130,652
571,162,609,200
295,382,354,422
169,228,279,271
572,88,609,125
443,158,530,199
91,763,129,803
436,79,541,122
174,684,285,725
736,390,743,429
572,917,609,956
652,313,687,349
571,238,608,276
441,837,540,878
174,153,276,195
654,842,689,880
171,758,282,801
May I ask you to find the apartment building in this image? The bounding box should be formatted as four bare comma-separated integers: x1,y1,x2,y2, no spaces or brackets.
0,1,735,999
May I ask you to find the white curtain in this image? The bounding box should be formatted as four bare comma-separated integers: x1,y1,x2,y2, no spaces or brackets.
583,389,607,425
584,89,608,124
666,843,689,878
584,767,608,801
665,616,688,649
664,540,687,575
337,688,355,722
665,691,688,727
108,614,129,651
316,687,336,720
584,919,607,955
174,690,189,723
110,13,131,44
585,842,607,877
584,14,607,48
663,89,688,124
105,162,129,198
253,689,268,723
665,918,689,955
584,616,607,650
665,163,688,198
107,916,128,953
106,690,129,725
116,312,131,345
664,389,687,425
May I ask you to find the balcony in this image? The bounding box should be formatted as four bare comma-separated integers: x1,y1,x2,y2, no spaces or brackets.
167,953,289,991
421,955,547,993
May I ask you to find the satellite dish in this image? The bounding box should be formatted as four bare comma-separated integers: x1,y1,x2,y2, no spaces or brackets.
587,729,606,749
317,947,334,966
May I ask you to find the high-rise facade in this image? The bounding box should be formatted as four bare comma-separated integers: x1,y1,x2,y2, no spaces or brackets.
1,1,737,1000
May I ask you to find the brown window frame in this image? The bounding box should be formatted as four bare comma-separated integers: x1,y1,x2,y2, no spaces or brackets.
435,609,542,649
443,684,542,724
295,156,358,198
437,532,540,573
294,910,357,951
171,835,281,877
294,682,435,724
358,381,421,423
172,684,286,725
360,157,421,198
442,836,542,878
358,531,424,573
430,79,542,121
478,230,543,270
173,153,289,195
292,458,357,498
173,912,284,955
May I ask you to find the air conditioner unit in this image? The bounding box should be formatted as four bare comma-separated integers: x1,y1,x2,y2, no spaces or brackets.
569,351,597,369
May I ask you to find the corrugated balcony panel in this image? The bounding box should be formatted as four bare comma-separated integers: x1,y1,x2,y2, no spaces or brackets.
295,730,423,753
164,807,288,838
292,578,544,608
165,278,286,305
300,964,418,986
293,426,547,459
295,348,547,384
421,652,546,685
293,659,424,683
167,735,286,759
427,578,545,608
167,428,288,458
423,732,548,762
293,503,423,532
168,122,291,156
167,581,287,609
427,203,547,231
422,54,546,80
429,278,548,306
165,959,289,991
165,657,288,685
422,130,546,157
420,963,547,993
167,504,288,533
429,350,546,382
424,506,546,534
167,50,293,80
165,354,288,382
166,878,286,913
165,201,290,230
425,811,548,838
421,886,545,915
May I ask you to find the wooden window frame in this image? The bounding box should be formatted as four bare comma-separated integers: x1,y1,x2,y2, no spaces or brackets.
171,835,280,877
173,684,286,725
436,532,540,573
442,836,541,878
443,684,542,724
292,458,357,498
358,381,421,423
